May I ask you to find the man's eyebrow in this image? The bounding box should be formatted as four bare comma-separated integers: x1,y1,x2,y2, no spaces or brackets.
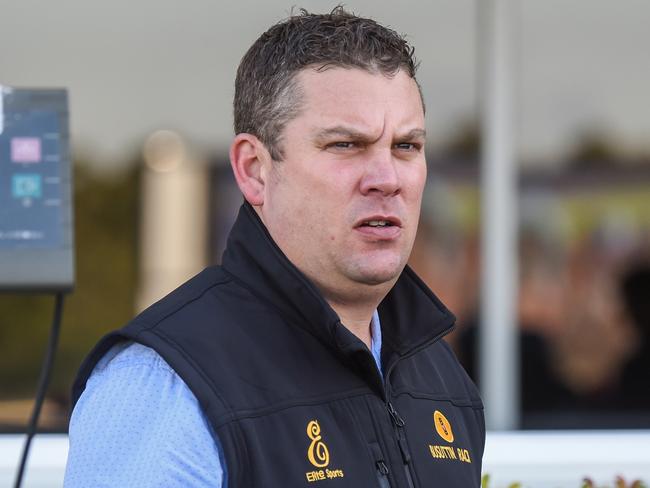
395,128,427,141
312,126,377,142
312,126,427,142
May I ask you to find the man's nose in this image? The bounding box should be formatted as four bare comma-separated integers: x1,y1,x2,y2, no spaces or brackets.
359,148,401,196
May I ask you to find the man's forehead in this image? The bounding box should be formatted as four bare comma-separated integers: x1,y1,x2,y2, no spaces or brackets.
294,75,422,143
294,67,424,122
295,65,418,91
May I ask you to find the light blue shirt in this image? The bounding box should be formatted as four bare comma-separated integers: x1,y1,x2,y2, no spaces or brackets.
64,311,383,487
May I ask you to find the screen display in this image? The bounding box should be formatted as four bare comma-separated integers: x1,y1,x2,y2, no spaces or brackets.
0,110,64,248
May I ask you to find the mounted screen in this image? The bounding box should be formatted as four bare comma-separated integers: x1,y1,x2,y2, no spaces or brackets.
0,87,74,291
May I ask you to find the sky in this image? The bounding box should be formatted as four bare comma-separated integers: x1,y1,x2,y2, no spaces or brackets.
1,0,648,169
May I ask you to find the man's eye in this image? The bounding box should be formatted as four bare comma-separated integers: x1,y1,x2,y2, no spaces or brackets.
394,142,419,151
331,141,355,149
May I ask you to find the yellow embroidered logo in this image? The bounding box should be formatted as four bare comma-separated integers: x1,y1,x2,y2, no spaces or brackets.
428,410,472,464
307,420,330,468
305,420,345,482
433,410,454,443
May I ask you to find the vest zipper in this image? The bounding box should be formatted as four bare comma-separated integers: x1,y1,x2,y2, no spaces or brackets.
376,460,391,488
386,401,417,488
369,441,392,488
380,323,454,488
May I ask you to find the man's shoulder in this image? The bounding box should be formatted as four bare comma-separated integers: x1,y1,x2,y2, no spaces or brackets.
71,265,245,408
66,342,225,488
91,341,175,377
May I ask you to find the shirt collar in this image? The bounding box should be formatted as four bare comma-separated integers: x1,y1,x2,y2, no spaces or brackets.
370,310,383,374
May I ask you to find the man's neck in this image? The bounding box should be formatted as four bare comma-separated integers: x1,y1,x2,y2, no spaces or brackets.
316,278,395,350
326,297,382,349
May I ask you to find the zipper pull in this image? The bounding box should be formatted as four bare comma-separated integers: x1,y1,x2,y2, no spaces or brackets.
386,402,405,427
376,460,391,488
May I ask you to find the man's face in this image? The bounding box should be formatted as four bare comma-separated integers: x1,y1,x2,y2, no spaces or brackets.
258,67,427,301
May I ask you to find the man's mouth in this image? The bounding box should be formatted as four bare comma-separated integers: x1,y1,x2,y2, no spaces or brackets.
356,216,401,228
362,220,394,228
354,217,402,240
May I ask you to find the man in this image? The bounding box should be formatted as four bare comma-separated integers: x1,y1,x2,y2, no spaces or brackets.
65,8,485,487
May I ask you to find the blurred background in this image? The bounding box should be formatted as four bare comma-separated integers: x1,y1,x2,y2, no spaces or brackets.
1,0,649,435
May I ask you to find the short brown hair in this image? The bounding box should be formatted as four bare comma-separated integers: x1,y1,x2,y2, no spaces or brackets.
233,7,421,160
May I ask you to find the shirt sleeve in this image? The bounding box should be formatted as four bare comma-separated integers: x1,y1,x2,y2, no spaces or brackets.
64,342,225,487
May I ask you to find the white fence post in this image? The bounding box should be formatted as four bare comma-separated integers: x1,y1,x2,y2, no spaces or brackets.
478,0,520,430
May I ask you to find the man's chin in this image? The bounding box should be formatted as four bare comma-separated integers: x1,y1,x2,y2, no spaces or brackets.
348,264,405,287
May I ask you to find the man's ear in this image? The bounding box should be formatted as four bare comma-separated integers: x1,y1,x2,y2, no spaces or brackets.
229,133,272,206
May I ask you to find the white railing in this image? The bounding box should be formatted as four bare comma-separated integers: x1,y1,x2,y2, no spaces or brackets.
484,431,650,487
2,431,650,487
1,435,67,487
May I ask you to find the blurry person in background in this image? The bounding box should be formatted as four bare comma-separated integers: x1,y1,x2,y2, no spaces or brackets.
551,233,639,417
619,263,650,409
453,228,572,414
64,8,485,487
